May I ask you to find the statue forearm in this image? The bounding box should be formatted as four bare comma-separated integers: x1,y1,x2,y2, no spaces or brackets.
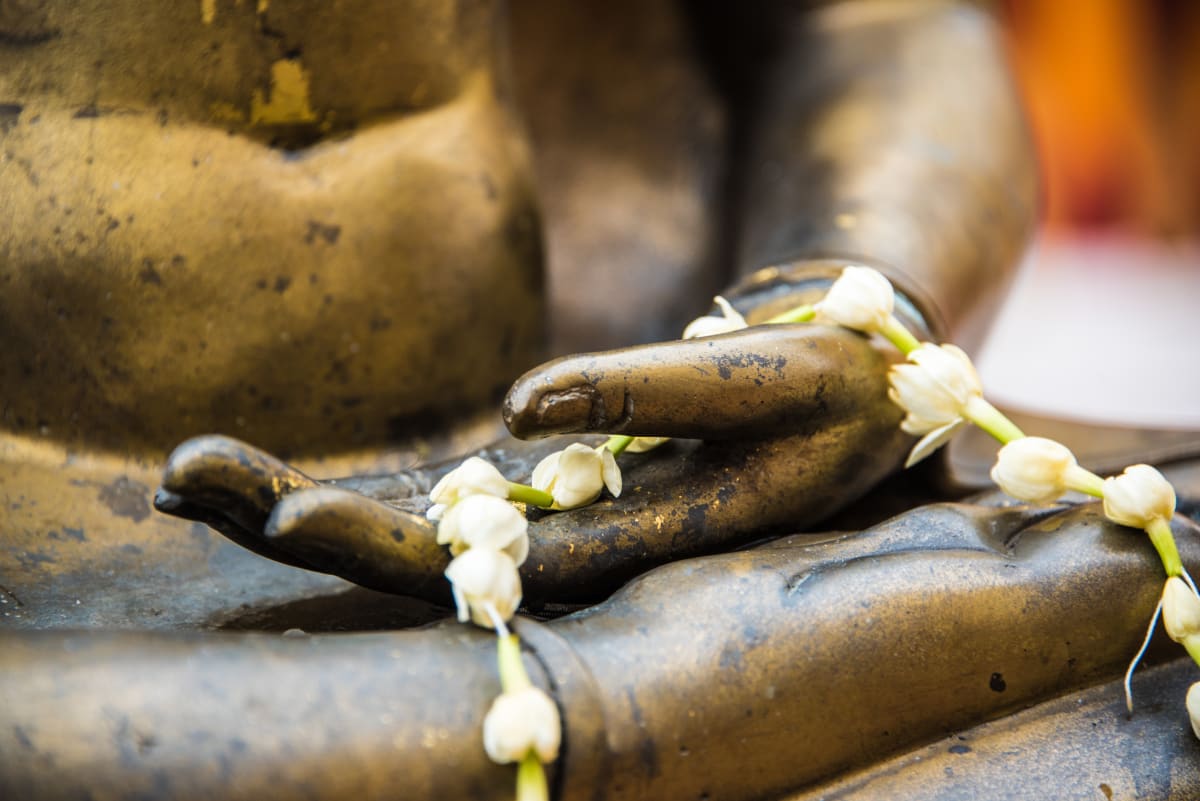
564,500,1175,801
0,626,523,800
6,498,1191,801
734,0,1037,347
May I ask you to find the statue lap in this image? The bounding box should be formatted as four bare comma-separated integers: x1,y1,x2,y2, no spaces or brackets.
2,2,1197,800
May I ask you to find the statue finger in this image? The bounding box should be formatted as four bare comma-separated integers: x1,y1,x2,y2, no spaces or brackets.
522,414,912,603
155,435,323,569
263,487,450,599
159,434,320,526
235,422,905,606
503,325,898,440
152,488,319,571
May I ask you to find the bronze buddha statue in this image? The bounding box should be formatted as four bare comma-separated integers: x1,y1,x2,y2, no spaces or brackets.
3,1,1198,799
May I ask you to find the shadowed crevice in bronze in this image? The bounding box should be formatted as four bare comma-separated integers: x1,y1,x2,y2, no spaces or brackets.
211,586,450,632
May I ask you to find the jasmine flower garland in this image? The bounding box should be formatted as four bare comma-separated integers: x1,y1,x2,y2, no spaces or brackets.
432,263,1199,801
810,264,1195,727
427,459,560,801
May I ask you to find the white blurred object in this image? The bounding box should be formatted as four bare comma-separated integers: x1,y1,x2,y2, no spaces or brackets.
976,234,1200,429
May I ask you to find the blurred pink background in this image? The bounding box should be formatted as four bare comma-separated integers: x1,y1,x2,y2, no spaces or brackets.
977,1,1200,427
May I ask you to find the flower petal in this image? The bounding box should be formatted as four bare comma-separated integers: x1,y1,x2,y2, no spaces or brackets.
888,343,984,441
1163,577,1200,643
681,315,740,340
904,418,964,468
813,265,895,333
1187,683,1200,740
505,534,529,567
449,495,528,555
429,456,511,508
450,583,469,624
531,451,561,494
911,343,982,406
1102,464,1176,529
599,446,622,497
989,436,1077,504
625,436,669,453
483,686,562,764
889,363,960,429
444,548,523,628
681,296,748,339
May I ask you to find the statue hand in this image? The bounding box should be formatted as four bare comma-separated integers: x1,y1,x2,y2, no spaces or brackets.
156,324,912,604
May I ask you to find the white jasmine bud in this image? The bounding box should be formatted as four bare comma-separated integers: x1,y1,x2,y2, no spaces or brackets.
990,436,1095,504
436,494,529,566
531,443,622,510
1162,577,1200,643
483,686,561,764
1187,683,1200,740
1103,464,1176,529
682,296,748,340
888,343,983,433
427,457,511,520
444,547,522,628
887,343,983,466
625,436,669,453
813,265,895,334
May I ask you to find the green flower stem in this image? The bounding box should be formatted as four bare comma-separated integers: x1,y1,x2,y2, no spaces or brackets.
1146,517,1184,578
497,635,551,801
764,304,816,325
1065,466,1106,498
880,314,921,355
507,482,554,509
605,435,634,456
963,396,1025,445
497,633,532,692
516,753,549,801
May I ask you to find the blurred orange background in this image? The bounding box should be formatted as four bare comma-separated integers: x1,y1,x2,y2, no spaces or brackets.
1002,0,1200,236
976,1,1199,428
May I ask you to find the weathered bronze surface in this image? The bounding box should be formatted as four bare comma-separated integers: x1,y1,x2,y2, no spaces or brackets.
733,0,1037,350
4,1,1197,800
509,0,728,352
0,0,544,457
7,483,1200,800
